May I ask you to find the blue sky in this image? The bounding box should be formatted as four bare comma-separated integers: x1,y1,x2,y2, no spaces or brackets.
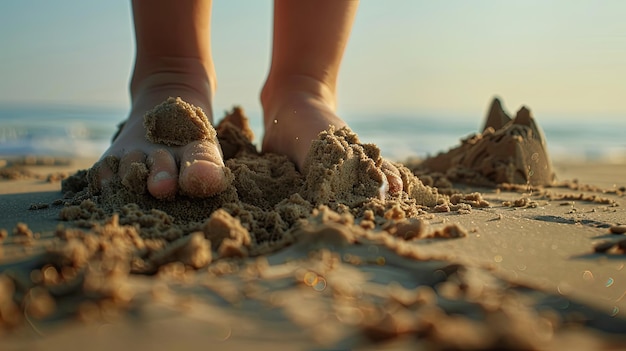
1,1,625,120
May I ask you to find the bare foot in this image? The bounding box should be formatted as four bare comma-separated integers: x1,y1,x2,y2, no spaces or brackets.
261,86,403,195
96,69,229,200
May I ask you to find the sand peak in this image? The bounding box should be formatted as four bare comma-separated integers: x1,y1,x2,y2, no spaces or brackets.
417,98,555,186
144,97,216,146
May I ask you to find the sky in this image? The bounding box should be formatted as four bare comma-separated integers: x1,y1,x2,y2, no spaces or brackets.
1,1,625,121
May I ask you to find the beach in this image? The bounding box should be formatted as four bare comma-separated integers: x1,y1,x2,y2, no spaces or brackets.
1,101,626,350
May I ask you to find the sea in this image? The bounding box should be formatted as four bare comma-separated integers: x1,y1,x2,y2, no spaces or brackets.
0,104,624,164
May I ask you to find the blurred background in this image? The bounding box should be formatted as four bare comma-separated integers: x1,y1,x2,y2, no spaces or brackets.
1,0,625,162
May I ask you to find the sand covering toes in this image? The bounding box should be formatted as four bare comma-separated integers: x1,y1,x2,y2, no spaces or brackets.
63,105,445,266
417,97,555,186
101,97,232,199
144,96,216,146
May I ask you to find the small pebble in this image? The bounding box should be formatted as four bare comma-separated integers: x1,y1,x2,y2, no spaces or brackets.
609,225,626,235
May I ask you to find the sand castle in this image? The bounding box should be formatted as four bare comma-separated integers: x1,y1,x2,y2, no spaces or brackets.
417,97,555,187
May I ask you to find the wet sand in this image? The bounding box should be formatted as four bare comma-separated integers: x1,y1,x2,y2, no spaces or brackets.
1,98,626,350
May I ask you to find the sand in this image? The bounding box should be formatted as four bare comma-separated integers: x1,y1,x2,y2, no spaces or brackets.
414,98,555,187
1,97,626,350
144,97,216,146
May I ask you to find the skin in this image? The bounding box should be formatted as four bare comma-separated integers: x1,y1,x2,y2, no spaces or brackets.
98,0,402,200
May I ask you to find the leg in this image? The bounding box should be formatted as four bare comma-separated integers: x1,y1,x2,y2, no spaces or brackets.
98,0,229,199
261,0,402,192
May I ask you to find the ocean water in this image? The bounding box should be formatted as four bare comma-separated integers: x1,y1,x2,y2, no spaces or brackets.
0,105,121,159
0,104,624,163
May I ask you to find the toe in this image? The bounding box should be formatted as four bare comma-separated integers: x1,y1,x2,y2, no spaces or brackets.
90,155,119,194
119,150,146,176
179,140,230,197
147,149,179,200
119,150,148,194
382,160,403,195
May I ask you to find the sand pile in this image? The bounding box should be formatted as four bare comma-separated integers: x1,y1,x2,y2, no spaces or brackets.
413,97,555,187
0,98,477,334
56,97,461,271
2,97,626,348
144,97,216,146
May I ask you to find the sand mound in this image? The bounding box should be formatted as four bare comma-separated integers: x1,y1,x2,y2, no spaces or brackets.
4,98,625,348
414,97,555,187
144,97,216,146
59,100,451,271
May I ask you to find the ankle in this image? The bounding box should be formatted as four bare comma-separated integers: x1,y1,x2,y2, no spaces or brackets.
131,56,216,94
130,57,216,121
261,74,337,119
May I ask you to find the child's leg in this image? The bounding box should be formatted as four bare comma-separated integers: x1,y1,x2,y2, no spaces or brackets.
98,0,229,199
261,0,402,192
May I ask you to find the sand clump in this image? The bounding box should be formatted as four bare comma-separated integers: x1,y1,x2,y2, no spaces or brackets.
610,225,626,234
594,225,626,255
0,98,479,334
412,97,555,187
58,98,451,269
144,97,216,146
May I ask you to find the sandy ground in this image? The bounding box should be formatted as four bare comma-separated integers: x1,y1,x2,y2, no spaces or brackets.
0,160,626,350
1,101,625,350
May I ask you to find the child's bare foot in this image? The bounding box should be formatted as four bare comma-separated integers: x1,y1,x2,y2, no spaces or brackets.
261,81,404,195
96,62,229,200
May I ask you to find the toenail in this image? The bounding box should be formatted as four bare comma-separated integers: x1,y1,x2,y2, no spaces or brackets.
378,176,389,201
153,171,174,182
